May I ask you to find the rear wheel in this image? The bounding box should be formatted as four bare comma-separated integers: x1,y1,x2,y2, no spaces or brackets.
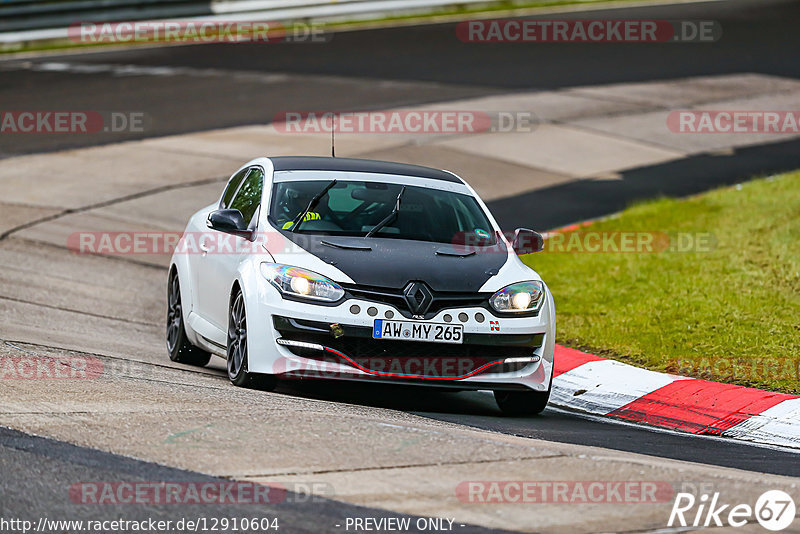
166,270,211,366
494,388,550,416
227,287,275,390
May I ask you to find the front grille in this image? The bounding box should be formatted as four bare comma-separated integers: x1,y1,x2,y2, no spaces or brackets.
276,331,537,378
343,283,489,319
328,336,533,361
273,315,543,379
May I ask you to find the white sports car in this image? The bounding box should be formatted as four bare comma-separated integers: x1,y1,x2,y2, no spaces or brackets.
167,157,555,415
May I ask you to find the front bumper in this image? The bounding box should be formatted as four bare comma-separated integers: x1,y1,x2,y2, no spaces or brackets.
245,283,555,392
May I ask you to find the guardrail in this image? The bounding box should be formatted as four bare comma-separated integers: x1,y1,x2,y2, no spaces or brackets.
0,0,497,42
1,0,211,32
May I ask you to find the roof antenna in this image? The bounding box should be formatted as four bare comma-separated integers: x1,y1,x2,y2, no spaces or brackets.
331,113,336,158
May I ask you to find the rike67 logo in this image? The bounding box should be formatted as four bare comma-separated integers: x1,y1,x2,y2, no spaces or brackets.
669,490,796,531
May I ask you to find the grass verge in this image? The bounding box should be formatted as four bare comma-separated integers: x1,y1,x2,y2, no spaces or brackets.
522,171,800,394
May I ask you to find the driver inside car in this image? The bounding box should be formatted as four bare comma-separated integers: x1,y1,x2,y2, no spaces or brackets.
277,186,322,229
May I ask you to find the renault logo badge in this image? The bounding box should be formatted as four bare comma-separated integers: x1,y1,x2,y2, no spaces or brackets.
403,281,433,315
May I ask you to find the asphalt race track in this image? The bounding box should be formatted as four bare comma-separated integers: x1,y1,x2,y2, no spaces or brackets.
2,0,800,230
0,426,511,534
2,0,800,155
1,0,799,530
276,381,800,478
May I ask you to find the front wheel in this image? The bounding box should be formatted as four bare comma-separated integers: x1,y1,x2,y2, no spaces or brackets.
167,270,211,366
494,388,550,416
227,287,275,390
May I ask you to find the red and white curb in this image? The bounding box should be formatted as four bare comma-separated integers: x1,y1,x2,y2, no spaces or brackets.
550,345,800,449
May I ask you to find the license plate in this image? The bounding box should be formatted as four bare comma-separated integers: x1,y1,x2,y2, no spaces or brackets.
373,320,463,344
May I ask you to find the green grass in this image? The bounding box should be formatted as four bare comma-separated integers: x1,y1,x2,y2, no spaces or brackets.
522,171,800,394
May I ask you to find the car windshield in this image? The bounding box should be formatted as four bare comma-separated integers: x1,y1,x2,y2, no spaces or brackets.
269,179,496,245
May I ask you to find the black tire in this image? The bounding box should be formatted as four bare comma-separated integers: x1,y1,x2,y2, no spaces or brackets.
167,270,211,366
494,388,551,416
227,286,276,391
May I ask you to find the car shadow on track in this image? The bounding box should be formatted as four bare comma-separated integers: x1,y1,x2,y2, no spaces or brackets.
271,379,513,417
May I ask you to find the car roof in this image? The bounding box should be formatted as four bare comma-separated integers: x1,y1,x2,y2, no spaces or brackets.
268,156,463,184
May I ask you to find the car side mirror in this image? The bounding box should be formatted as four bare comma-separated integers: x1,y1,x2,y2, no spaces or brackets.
207,209,252,238
512,228,544,254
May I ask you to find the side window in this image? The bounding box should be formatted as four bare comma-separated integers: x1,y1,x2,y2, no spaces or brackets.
220,168,249,209
229,168,264,228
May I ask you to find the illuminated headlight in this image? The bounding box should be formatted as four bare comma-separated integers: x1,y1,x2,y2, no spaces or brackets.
261,264,345,303
489,281,545,313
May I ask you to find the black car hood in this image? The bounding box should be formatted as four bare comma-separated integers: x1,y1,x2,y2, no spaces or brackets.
279,232,507,292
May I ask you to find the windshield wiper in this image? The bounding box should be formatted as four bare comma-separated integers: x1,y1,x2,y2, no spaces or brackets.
365,186,406,239
290,179,337,232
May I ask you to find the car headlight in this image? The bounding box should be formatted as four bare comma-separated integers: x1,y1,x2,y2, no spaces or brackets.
489,281,545,313
260,263,345,303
